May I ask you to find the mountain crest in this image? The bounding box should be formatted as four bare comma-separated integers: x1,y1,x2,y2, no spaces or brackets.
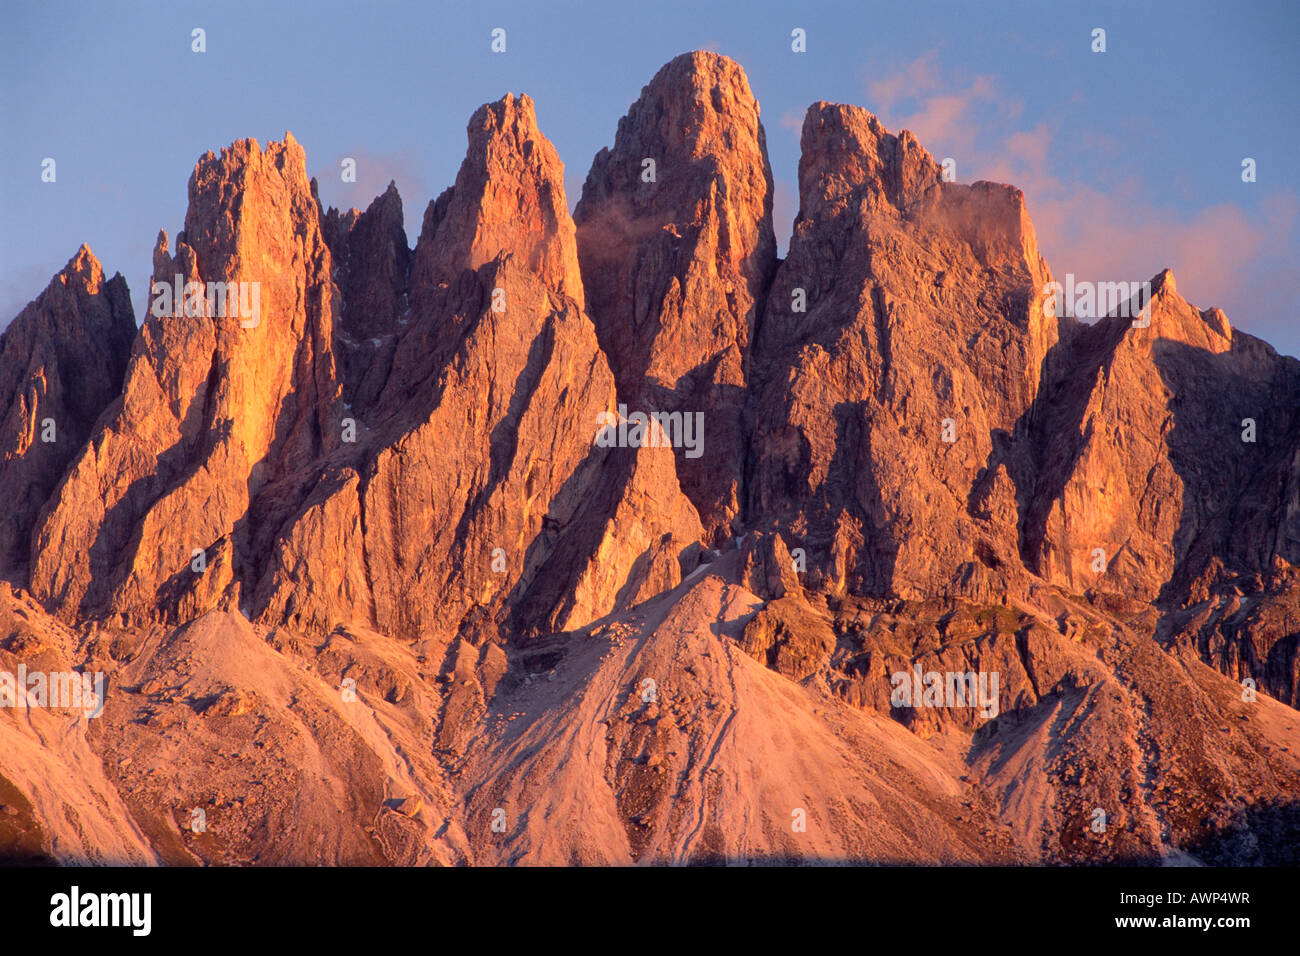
797,101,942,217
575,49,776,543
0,245,134,580
2,53,1298,867
28,127,340,623
412,92,583,308
1139,268,1233,353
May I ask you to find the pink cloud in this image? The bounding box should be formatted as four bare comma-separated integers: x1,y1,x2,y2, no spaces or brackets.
865,50,942,114
859,54,1298,348
868,63,1002,166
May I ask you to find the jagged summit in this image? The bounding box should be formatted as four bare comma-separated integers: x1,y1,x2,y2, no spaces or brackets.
28,122,339,624
796,101,942,214
0,245,134,581
1,53,1297,867
576,48,775,544
412,92,583,309
63,243,101,280
1141,267,1233,350
321,176,410,409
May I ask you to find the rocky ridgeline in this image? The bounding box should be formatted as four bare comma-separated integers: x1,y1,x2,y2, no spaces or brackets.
1,52,1297,865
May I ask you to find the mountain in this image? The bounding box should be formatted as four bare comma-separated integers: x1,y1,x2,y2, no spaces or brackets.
1,51,1297,866
0,247,135,582
575,52,777,545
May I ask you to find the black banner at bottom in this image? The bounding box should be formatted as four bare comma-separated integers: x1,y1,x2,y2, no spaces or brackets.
0,864,1280,944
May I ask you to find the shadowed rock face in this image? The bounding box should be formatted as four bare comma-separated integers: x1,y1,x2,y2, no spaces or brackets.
251,92,702,674
2,51,1299,866
318,180,411,411
0,246,135,581
1015,269,1300,705
1022,271,1276,599
576,51,777,545
748,102,1056,604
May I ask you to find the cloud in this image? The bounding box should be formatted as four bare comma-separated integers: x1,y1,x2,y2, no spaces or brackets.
1028,185,1299,345
864,53,1003,162
891,82,997,160
974,121,1298,337
859,54,1300,354
864,50,942,115
84,177,126,200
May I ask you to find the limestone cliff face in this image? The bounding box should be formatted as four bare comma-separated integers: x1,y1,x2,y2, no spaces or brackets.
575,51,777,545
29,133,340,624
5,52,1300,867
253,95,702,671
1025,270,1300,599
749,102,1057,603
1018,269,1300,704
0,246,135,580
413,94,584,310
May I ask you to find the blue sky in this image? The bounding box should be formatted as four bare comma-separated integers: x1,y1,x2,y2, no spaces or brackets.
3,0,1297,355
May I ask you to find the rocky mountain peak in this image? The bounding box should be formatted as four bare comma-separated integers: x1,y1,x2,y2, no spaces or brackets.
575,50,776,543
585,50,768,185
321,178,411,409
576,50,774,300
797,102,942,218
28,129,339,623
1141,268,1233,353
182,133,320,288
0,245,135,581
412,92,583,308
61,243,104,289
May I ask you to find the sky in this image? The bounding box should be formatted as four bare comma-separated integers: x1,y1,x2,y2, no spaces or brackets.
3,0,1298,355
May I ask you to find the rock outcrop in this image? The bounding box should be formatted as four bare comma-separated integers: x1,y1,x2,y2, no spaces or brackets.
29,133,341,625
1023,270,1300,598
252,93,703,676
1015,268,1300,706
0,246,135,581
748,103,1056,603
318,180,411,411
576,51,777,544
414,94,584,310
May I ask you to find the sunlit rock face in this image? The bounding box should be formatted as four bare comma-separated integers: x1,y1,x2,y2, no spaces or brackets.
576,51,777,546
3,52,1298,867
